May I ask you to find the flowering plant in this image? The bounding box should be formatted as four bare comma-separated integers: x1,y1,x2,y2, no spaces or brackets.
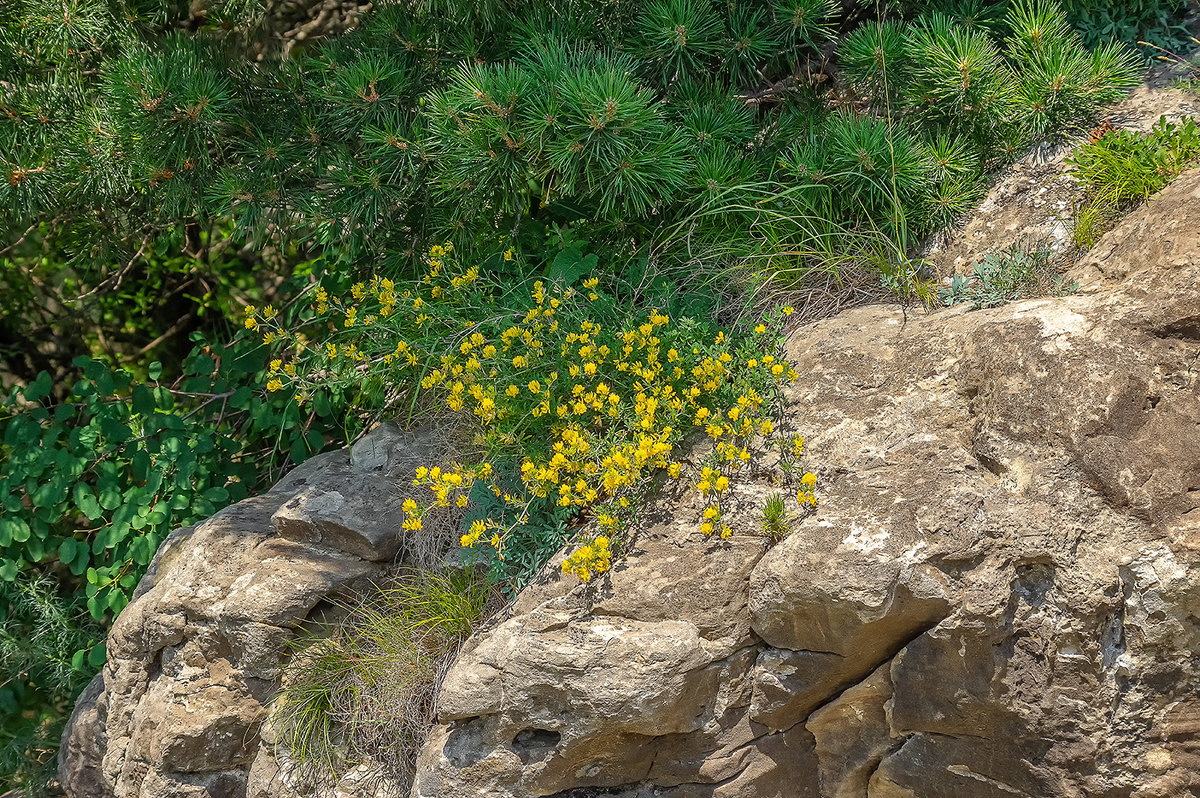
248,246,816,586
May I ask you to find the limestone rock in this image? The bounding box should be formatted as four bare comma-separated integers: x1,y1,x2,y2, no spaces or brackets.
413,170,1200,797
59,164,1200,798
59,424,448,798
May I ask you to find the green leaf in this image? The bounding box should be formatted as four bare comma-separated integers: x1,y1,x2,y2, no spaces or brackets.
88,642,107,667
314,391,331,418
98,484,122,511
132,450,152,483
31,480,65,510
148,361,163,380
23,371,52,402
74,483,103,520
202,486,229,504
547,247,599,285
107,589,128,613
59,538,78,565
0,559,18,581
84,360,115,396
8,518,31,543
133,385,156,415
100,414,130,444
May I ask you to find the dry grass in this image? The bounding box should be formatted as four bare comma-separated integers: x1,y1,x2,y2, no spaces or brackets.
269,566,500,794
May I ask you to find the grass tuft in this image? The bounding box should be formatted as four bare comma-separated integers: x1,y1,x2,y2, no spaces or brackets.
269,567,497,794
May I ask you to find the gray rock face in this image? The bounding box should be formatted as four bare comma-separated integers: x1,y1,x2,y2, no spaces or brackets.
412,170,1200,797
59,424,443,798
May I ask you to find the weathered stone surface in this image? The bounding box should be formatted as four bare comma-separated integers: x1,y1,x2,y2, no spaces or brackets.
807,662,894,798
58,674,107,798
412,169,1200,797
272,420,449,562
59,424,448,798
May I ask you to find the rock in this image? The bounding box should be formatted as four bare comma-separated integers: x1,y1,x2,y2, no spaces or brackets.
59,424,451,798
58,674,107,798
413,170,1200,797
272,420,451,562
807,662,894,798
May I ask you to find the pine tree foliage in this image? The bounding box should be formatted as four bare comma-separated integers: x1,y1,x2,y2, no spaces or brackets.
2,0,1142,281
0,577,100,794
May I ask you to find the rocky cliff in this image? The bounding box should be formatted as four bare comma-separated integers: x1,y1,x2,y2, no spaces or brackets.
61,166,1200,797
413,169,1200,798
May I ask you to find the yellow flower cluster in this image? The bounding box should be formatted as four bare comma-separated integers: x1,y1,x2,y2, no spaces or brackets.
561,536,611,582
796,470,818,507
252,243,814,579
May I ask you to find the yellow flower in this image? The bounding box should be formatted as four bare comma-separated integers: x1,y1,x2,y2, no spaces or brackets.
460,519,487,547
714,475,730,492
457,495,469,508
801,472,817,486
506,384,520,397
269,359,282,373
783,306,794,316
528,380,541,394
262,332,276,345
503,248,515,261
754,324,766,334
266,378,283,392
667,462,682,479
402,499,418,515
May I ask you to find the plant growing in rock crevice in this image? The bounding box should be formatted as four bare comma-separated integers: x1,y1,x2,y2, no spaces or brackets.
939,237,1075,309
1068,114,1200,249
251,245,815,588
270,568,497,794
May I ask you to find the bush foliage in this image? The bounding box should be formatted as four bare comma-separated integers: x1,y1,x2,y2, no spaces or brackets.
253,243,815,588
1068,115,1200,248
2,0,1141,281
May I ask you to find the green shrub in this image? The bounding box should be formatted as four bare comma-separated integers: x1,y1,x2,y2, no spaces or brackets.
939,237,1075,309
841,2,1142,157
0,577,99,794
0,335,357,793
1059,0,1193,54
2,0,1140,293
1068,115,1200,249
